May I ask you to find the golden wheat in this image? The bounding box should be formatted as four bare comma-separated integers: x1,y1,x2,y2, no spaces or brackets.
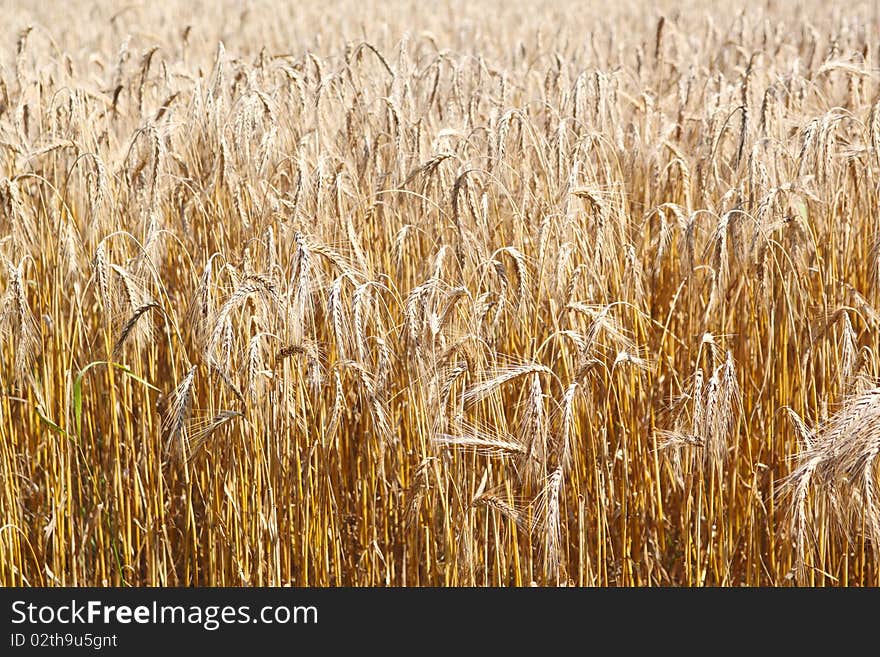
1,0,879,586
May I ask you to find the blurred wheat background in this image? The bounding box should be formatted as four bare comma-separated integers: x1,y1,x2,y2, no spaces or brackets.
1,0,880,586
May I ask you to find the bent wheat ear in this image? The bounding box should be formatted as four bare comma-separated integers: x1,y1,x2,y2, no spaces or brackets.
780,387,880,580
473,493,525,530
186,410,243,459
112,302,160,359
185,255,219,348
538,467,563,583
432,433,526,456
93,241,112,314
326,369,344,438
463,363,554,405
1,259,39,383
162,365,197,458
783,407,814,450
558,382,579,469
207,274,278,362
210,362,245,405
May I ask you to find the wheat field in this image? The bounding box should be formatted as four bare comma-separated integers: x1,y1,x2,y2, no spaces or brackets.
1,0,879,586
